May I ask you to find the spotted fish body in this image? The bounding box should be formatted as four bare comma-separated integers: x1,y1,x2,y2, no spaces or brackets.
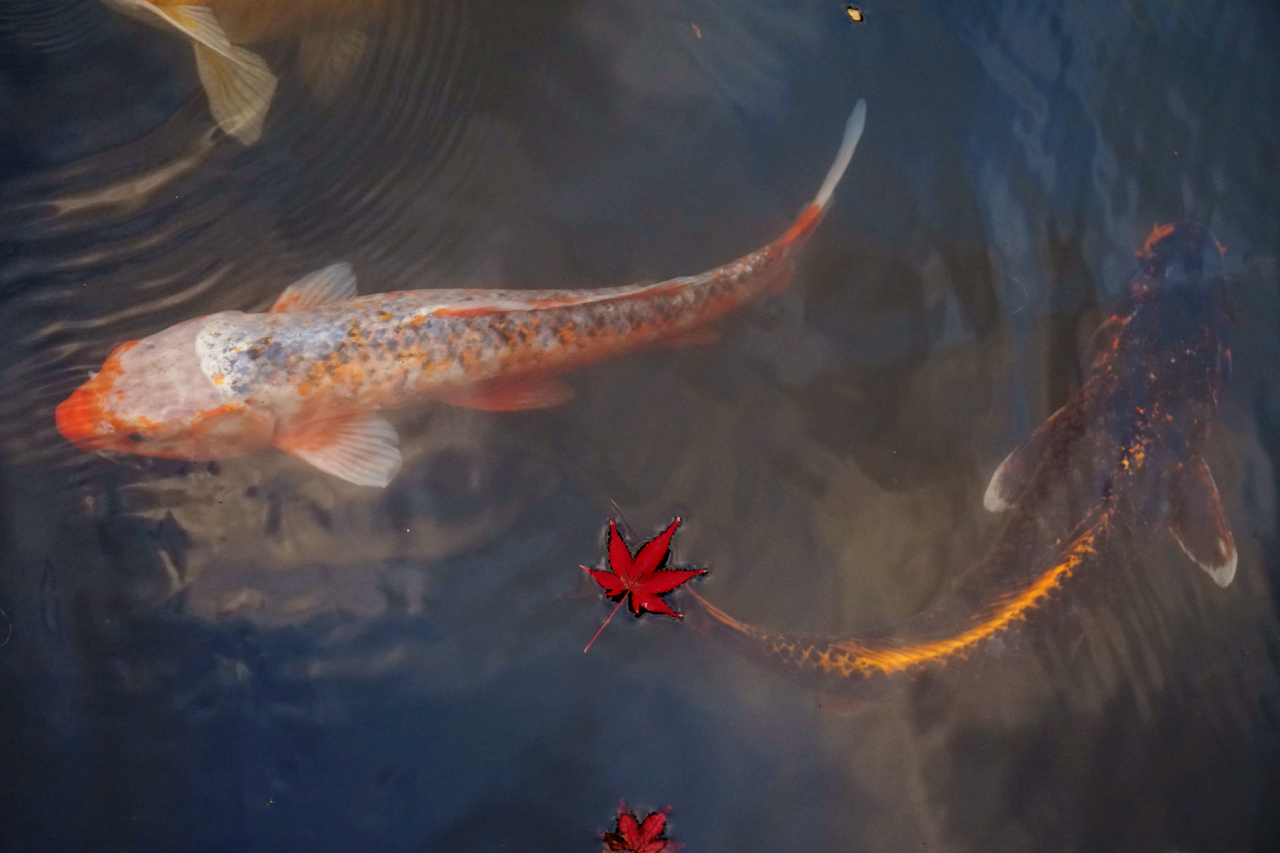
692,222,1237,689
202,252,813,423
56,101,869,487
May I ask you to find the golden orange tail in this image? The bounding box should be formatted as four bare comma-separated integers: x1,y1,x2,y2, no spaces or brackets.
685,513,1106,686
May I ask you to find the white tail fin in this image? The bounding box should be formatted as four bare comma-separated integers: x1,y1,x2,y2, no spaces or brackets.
105,1,277,144
774,98,867,249
813,99,866,210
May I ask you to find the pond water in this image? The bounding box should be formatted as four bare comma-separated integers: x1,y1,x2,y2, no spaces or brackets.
2,1,1279,850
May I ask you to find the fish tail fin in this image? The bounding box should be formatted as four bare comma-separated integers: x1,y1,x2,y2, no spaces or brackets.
813,99,868,211
686,588,853,678
776,98,867,249
192,37,278,145
112,2,277,144
686,588,757,637
686,588,892,694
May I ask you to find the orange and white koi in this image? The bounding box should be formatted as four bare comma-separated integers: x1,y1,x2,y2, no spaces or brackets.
690,221,1238,688
56,101,868,487
102,0,385,143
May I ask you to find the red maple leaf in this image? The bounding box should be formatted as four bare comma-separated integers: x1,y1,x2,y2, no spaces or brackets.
602,802,683,853
582,517,705,651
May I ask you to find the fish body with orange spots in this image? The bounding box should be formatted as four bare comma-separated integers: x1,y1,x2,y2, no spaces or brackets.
691,221,1237,689
55,101,868,487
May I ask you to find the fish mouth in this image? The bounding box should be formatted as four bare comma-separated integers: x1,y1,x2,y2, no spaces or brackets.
55,383,111,450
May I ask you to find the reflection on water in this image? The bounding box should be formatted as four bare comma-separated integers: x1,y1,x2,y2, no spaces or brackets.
3,0,1280,850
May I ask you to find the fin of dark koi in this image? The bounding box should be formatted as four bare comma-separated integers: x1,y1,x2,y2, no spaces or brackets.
1168,456,1237,587
984,404,1070,512
298,30,368,103
443,379,574,412
270,263,358,313
273,412,401,487
114,1,277,144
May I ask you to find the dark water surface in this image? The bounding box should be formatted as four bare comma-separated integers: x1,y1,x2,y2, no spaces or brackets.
3,1,1280,850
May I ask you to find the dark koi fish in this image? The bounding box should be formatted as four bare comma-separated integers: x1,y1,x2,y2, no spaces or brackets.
690,222,1236,686
55,101,867,487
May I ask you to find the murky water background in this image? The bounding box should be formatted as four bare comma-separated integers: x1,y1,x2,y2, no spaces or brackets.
3,0,1280,850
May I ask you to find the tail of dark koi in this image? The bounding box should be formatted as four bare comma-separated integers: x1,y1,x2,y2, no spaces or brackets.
683,587,902,693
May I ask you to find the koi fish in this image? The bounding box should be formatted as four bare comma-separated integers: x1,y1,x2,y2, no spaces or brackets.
690,221,1237,688
102,0,386,143
55,101,868,488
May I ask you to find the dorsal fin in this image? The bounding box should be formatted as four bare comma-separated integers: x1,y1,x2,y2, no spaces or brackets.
270,263,358,313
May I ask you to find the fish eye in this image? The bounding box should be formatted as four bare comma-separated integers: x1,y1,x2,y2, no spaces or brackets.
127,432,147,443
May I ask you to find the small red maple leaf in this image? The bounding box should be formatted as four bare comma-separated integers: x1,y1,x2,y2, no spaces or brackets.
582,517,705,651
602,802,683,853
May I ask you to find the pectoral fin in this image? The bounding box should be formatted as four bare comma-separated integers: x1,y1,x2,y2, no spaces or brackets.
984,403,1075,512
270,263,358,312
1169,456,1237,587
121,2,277,144
443,379,574,412
298,29,368,103
193,42,277,144
274,413,402,487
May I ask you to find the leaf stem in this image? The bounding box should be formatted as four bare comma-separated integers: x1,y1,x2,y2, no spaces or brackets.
584,597,626,652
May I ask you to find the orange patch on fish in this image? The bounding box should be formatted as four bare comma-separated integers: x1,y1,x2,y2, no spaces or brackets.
1139,222,1176,257
694,514,1106,679
780,204,822,248
55,341,142,444
831,522,1102,676
432,305,499,319
271,293,306,313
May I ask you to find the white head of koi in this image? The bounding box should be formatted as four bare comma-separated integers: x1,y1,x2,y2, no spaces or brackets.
56,315,275,460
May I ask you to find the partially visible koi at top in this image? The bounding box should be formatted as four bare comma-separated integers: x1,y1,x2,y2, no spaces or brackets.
102,0,390,143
